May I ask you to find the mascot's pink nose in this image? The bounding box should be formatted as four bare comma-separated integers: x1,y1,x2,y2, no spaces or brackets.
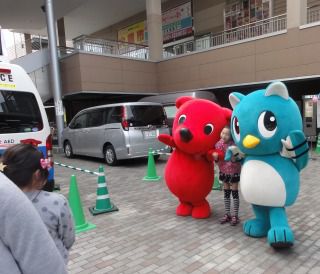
180,128,193,142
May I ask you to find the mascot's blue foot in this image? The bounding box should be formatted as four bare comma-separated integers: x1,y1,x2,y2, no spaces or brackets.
243,219,269,238
267,226,294,248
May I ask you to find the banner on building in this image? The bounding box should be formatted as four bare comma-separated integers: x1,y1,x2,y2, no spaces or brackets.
224,0,272,30
162,2,193,43
117,1,193,45
118,21,147,44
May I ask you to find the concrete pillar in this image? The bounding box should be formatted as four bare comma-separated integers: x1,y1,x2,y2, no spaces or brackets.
146,0,163,61
24,33,32,54
57,17,66,47
287,0,307,29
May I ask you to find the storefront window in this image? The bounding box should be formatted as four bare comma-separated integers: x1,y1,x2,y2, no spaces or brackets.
224,0,272,30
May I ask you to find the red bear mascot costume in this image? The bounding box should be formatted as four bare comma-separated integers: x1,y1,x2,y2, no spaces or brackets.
158,97,231,219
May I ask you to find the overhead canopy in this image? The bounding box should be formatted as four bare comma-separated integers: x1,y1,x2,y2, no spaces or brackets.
0,0,148,40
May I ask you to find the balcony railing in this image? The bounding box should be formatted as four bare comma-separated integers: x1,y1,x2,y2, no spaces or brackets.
73,36,149,60
307,5,320,24
63,14,287,60
4,14,289,62
169,14,287,57
212,14,286,47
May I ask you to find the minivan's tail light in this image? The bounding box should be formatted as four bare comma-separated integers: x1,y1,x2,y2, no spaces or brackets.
46,134,53,167
121,106,129,131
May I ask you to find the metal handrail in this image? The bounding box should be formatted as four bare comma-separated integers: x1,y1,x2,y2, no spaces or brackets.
73,36,149,60
219,14,286,35
211,14,287,47
169,14,287,57
4,14,290,61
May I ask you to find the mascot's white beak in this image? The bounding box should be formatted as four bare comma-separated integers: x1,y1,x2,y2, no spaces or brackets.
243,135,260,149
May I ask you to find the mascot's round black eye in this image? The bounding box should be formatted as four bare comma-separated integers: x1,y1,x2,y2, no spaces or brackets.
264,111,277,130
258,111,277,138
178,115,186,124
204,124,214,135
232,116,240,142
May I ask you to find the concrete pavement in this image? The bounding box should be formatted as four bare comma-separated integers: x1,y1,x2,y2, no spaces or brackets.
52,153,320,274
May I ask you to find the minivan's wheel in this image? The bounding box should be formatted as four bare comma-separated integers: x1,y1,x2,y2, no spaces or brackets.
64,141,74,158
104,145,118,166
154,154,160,161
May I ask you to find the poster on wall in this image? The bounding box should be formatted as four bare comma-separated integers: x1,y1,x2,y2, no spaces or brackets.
262,0,270,19
256,0,263,20
250,0,256,22
162,1,193,43
224,0,272,30
118,1,193,45
225,2,241,30
118,21,147,44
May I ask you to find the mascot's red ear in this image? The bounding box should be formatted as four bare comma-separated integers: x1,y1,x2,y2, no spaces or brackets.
176,96,193,109
223,108,232,122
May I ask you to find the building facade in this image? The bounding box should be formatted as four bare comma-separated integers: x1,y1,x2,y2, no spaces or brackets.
2,0,320,136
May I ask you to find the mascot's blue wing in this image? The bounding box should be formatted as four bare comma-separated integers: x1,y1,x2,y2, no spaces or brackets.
287,130,309,171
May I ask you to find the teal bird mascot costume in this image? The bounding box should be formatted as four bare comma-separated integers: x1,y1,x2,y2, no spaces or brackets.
228,82,309,248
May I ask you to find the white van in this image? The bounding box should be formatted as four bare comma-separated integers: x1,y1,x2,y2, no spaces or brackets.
0,63,55,191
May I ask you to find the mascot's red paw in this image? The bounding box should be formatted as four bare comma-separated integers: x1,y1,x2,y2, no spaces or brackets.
192,201,211,219
158,96,231,219
176,202,192,216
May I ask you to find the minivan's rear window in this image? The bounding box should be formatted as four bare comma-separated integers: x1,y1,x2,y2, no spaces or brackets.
126,105,166,126
0,90,43,134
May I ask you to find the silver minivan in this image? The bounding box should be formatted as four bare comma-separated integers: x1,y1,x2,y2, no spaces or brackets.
62,102,170,165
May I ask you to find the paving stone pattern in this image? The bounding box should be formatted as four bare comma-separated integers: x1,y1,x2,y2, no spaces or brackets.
53,153,320,274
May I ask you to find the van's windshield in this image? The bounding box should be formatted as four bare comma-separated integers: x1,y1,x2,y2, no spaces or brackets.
0,90,43,133
126,105,166,127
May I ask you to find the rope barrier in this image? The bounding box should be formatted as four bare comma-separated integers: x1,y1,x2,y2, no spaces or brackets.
151,147,172,156
54,162,100,176
55,148,171,177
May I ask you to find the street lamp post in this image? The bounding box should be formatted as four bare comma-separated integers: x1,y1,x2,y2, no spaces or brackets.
44,0,64,149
